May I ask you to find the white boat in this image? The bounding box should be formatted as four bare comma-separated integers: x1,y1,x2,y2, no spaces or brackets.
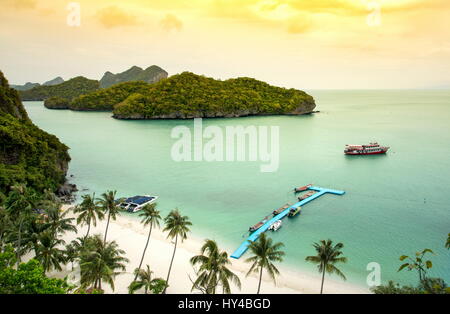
269,220,282,231
118,195,158,213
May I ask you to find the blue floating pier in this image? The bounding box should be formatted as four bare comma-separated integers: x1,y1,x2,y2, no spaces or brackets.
230,186,345,259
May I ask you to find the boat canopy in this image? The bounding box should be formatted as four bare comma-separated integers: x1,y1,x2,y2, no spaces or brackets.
124,196,155,205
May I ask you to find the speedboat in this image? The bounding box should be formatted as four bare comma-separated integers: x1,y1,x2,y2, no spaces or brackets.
269,220,282,231
118,195,158,213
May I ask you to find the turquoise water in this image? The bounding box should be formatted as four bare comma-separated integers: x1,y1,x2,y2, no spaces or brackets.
24,90,450,288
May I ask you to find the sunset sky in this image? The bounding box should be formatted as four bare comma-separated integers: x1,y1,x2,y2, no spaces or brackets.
1,0,449,89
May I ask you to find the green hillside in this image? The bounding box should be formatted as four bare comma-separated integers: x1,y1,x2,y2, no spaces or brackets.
113,72,316,119
19,76,99,101
70,81,152,111
0,70,70,194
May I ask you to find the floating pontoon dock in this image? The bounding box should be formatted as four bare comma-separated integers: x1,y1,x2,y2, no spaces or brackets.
230,186,345,259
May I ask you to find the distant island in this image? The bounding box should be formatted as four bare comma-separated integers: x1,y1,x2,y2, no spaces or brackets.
17,65,168,104
11,76,64,91
99,65,168,88
42,72,316,119
20,76,99,101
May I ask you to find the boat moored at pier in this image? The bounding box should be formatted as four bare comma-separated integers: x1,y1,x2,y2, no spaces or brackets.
269,220,282,231
273,203,291,216
288,206,302,217
249,215,272,232
298,191,316,201
294,184,312,193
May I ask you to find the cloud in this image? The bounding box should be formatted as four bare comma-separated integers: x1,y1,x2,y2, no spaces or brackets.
160,14,183,32
95,6,138,29
6,0,37,10
286,16,312,34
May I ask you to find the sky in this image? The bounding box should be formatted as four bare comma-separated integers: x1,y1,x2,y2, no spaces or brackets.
1,0,449,89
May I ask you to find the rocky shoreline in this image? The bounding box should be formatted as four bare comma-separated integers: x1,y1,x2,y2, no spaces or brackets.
112,109,316,120
56,180,78,204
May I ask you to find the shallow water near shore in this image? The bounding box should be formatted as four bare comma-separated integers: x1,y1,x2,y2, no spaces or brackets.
24,89,450,289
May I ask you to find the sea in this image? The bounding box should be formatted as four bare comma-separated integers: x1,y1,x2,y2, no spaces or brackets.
24,89,450,289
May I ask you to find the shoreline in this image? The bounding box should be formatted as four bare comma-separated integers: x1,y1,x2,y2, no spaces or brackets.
55,205,369,294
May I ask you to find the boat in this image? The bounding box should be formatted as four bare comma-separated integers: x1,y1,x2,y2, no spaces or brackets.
249,215,271,232
288,206,301,217
294,184,312,193
268,220,282,231
344,143,389,155
273,203,291,216
298,191,316,201
118,195,158,213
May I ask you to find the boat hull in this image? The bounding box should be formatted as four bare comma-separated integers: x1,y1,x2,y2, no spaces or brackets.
345,150,388,155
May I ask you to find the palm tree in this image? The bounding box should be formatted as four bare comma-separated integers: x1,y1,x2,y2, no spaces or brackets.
190,239,241,294
305,239,348,294
34,230,67,272
5,185,38,265
134,203,161,281
98,191,119,243
79,234,129,291
0,206,11,252
74,193,104,238
129,265,165,294
44,206,77,237
163,209,192,293
245,233,285,294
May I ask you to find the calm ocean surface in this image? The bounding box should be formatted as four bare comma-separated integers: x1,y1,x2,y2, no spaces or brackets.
24,90,450,288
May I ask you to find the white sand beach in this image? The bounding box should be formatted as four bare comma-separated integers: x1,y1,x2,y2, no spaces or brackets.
46,205,370,294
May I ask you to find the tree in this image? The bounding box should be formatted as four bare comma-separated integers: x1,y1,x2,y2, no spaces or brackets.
33,230,66,273
371,280,422,294
398,249,434,282
78,234,128,292
128,265,166,294
73,193,104,238
134,203,161,282
5,185,39,265
0,245,70,294
43,206,77,237
0,206,11,252
305,239,347,294
98,191,120,243
190,239,241,294
245,233,285,294
446,233,450,250
163,209,192,293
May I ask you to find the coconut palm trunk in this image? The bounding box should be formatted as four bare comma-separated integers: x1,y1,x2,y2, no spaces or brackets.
103,212,111,244
16,217,24,267
164,234,178,294
85,219,91,238
257,265,263,294
134,224,153,282
320,266,326,294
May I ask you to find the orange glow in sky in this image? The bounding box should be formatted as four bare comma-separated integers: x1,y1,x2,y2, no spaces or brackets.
1,0,449,89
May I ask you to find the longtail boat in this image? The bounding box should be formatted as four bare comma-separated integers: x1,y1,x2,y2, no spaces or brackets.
273,203,291,216
298,191,316,201
249,215,271,232
294,184,312,193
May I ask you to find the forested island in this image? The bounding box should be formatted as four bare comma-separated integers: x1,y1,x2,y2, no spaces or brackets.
0,71,70,195
20,76,99,101
112,72,316,119
18,65,168,103
40,72,316,119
